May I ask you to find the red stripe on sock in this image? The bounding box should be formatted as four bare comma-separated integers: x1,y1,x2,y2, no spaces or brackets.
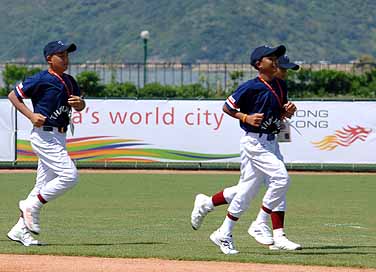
262,205,272,214
271,211,285,230
212,191,227,206
37,194,48,204
227,212,239,221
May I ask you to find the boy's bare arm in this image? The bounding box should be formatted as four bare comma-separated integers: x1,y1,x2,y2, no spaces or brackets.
8,91,46,127
222,104,264,127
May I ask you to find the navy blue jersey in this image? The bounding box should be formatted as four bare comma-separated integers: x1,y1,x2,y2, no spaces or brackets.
225,77,288,134
14,70,80,127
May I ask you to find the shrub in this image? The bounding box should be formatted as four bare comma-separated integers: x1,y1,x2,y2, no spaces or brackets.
139,82,178,98
351,69,376,97
76,71,104,97
2,64,42,90
0,87,8,97
287,69,360,98
102,82,138,97
176,83,210,98
229,70,244,90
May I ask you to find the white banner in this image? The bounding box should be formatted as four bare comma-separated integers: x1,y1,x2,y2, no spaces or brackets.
16,100,242,163
0,99,15,161
280,101,376,163
13,99,376,164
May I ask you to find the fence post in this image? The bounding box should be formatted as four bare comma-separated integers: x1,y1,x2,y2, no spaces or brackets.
181,63,184,86
137,63,141,88
224,63,227,92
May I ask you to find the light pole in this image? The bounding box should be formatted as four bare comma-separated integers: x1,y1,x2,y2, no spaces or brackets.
140,30,149,86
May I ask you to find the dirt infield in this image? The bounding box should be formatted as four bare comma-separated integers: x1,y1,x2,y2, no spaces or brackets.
1,254,375,272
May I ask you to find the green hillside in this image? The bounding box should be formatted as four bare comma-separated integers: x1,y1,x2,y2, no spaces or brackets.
0,0,375,63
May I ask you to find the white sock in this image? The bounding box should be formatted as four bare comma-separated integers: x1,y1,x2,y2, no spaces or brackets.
273,228,285,238
219,216,237,236
27,196,43,209
255,209,269,224
207,198,214,210
15,217,25,229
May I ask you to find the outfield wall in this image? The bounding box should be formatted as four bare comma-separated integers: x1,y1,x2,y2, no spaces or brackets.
0,100,15,161
1,99,376,165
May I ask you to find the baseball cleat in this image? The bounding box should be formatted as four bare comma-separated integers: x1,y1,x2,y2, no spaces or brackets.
269,235,302,250
7,226,44,247
191,194,213,230
209,229,239,255
19,200,41,235
248,221,274,245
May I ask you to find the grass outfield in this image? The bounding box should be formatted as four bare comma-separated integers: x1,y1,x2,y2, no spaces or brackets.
0,172,374,268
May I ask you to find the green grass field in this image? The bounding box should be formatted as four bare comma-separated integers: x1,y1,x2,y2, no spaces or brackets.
0,172,375,268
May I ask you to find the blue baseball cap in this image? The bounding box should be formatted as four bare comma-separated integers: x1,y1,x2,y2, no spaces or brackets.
278,55,299,70
43,40,76,59
250,45,286,68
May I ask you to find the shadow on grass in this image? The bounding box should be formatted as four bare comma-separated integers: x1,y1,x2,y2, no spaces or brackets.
46,241,167,246
240,245,376,255
0,239,167,247
304,245,376,250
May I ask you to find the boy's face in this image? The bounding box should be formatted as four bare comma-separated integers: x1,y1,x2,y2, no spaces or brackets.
275,67,288,80
257,55,278,76
47,51,69,73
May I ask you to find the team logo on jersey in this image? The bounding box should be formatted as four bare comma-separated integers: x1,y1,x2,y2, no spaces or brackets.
261,117,281,134
312,125,372,151
50,105,71,120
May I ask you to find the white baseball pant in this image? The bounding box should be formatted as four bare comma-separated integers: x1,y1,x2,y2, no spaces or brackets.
223,136,287,211
26,127,78,202
227,132,290,218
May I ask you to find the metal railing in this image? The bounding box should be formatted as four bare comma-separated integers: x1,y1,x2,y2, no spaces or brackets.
0,62,372,89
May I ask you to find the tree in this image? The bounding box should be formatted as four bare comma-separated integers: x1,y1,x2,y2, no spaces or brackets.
2,64,42,91
76,71,104,97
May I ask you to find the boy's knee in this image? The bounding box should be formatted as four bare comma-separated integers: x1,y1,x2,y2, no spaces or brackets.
62,167,78,185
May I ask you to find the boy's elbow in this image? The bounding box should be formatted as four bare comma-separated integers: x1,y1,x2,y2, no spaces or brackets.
222,103,231,113
8,90,15,100
222,103,234,115
8,90,22,103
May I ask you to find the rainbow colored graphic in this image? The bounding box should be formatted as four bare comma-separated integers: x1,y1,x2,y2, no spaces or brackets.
312,125,372,151
17,136,239,162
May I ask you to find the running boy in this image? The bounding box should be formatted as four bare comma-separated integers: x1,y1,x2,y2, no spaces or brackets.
190,54,301,251
192,45,297,254
7,40,85,246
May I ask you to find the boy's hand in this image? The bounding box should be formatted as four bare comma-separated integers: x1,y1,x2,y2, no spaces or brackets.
68,95,85,111
31,113,46,127
282,102,297,119
246,113,264,127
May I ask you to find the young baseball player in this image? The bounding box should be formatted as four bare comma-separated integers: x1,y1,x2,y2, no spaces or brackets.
7,40,85,246
199,55,300,249
191,54,300,252
191,46,299,255
247,54,300,250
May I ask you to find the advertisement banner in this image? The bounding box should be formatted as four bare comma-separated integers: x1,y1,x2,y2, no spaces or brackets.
14,100,376,164
0,99,15,161
16,99,242,163
280,101,376,163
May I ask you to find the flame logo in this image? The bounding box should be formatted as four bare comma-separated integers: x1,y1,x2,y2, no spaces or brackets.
312,125,372,151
